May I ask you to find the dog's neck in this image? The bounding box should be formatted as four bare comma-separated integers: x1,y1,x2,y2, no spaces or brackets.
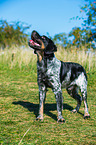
44,52,54,59
36,51,44,62
36,51,54,63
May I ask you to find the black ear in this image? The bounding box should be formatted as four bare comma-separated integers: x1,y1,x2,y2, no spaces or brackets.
44,38,57,54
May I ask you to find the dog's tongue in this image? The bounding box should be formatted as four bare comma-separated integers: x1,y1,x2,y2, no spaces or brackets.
29,40,34,44
29,40,40,46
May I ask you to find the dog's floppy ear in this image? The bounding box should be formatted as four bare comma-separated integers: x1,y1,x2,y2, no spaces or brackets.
44,38,57,54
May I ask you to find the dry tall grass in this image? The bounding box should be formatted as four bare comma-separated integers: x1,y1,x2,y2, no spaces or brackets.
0,46,96,71
56,47,96,71
0,46,36,69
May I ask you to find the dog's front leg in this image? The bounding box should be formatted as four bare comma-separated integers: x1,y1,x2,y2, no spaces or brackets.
55,91,65,123
36,87,46,121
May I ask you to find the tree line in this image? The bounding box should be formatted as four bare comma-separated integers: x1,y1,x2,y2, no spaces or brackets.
0,0,95,49
0,20,30,48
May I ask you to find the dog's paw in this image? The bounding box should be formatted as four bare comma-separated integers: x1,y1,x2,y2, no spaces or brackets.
71,109,77,113
83,115,90,119
35,115,43,121
83,113,90,119
57,116,65,123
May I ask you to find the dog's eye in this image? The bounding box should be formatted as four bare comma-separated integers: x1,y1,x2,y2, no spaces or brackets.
42,36,45,39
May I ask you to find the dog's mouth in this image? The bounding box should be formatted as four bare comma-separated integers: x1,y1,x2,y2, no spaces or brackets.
29,39,40,47
29,38,41,50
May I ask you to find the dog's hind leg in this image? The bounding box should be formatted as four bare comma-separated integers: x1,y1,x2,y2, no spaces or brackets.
81,89,90,119
66,86,82,113
77,76,90,119
75,73,90,119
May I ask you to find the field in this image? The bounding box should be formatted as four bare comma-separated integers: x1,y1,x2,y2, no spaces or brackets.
0,47,96,144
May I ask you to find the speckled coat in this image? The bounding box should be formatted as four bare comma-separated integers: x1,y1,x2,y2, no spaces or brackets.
37,54,90,121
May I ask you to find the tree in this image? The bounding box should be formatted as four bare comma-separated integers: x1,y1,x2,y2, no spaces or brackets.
53,33,69,48
80,0,96,48
69,0,96,49
0,19,30,48
69,27,84,48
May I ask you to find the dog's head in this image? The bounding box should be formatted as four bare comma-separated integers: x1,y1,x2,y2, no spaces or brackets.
28,30,57,55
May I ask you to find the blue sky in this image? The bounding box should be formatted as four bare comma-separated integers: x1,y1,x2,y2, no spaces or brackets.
0,0,86,37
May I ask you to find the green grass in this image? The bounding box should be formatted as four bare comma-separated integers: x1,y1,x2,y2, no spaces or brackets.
0,47,96,144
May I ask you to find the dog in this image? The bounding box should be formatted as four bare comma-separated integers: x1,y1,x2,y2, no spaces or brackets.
28,30,90,123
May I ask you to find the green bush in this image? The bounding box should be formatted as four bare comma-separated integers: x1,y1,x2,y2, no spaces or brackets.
0,19,30,48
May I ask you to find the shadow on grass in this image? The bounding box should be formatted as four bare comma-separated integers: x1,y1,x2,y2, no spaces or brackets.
12,101,83,121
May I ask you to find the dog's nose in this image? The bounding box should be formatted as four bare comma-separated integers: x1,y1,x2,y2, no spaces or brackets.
32,30,37,36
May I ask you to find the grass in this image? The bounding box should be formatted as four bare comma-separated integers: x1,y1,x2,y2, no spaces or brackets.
0,46,96,71
0,46,96,144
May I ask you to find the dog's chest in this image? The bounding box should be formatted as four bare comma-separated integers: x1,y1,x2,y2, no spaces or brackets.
37,57,61,83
